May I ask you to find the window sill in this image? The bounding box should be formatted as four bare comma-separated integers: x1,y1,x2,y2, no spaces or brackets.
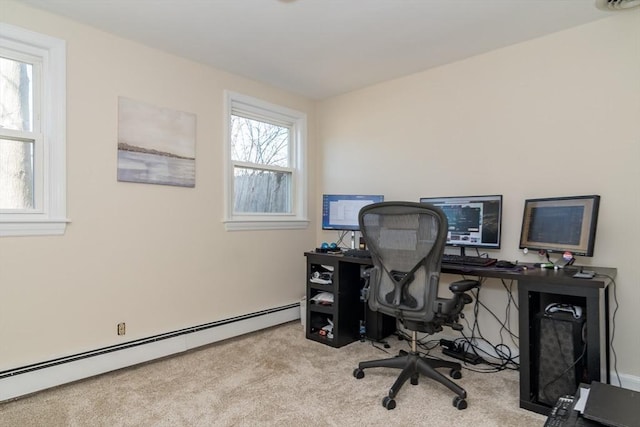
0,219,69,237
224,219,309,231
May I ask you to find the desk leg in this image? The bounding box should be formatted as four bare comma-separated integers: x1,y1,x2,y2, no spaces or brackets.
518,284,536,413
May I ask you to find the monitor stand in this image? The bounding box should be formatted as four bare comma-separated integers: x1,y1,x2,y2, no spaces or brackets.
350,231,356,250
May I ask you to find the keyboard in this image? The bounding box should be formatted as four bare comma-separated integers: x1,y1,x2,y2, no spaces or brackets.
442,254,497,267
343,248,371,258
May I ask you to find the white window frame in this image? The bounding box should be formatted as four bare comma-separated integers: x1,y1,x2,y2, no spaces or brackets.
0,23,67,237
223,91,308,231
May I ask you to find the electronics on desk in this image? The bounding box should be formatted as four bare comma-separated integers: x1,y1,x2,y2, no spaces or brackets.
573,270,595,279
344,248,371,258
321,194,384,231
419,194,503,258
442,253,497,267
519,195,600,266
321,194,384,249
495,260,516,268
316,241,342,254
534,262,556,269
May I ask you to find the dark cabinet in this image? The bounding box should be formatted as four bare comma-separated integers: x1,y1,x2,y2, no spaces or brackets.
305,252,365,348
304,251,397,348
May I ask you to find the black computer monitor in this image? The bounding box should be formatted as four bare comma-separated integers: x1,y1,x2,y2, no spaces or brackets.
419,194,503,256
519,195,600,259
321,194,384,231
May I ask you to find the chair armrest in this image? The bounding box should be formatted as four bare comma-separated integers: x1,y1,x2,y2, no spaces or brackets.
449,279,479,293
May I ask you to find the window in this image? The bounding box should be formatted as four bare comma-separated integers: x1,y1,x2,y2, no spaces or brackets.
224,91,308,230
0,23,67,237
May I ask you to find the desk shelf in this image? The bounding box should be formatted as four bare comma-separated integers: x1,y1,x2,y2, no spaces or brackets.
308,302,333,315
305,252,365,348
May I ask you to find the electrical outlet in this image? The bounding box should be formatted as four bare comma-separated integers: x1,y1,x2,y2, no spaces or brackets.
117,322,126,336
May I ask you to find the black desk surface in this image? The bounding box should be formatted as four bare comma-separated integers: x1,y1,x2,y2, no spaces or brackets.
305,251,617,287
440,264,616,288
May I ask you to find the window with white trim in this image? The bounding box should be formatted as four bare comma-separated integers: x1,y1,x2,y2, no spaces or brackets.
224,91,308,231
0,23,67,237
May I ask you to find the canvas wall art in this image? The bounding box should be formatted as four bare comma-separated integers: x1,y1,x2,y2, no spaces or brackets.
117,97,196,187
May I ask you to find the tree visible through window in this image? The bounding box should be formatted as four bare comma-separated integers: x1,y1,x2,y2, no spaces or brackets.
231,115,291,214
224,91,308,230
0,56,36,210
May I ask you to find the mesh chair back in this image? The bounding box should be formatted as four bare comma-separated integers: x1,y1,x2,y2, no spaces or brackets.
359,201,447,324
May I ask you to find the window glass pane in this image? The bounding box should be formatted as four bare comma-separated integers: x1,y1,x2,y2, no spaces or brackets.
230,115,289,166
0,138,35,209
233,166,291,213
0,57,33,132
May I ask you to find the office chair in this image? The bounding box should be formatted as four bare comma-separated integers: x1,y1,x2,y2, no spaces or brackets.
352,201,479,410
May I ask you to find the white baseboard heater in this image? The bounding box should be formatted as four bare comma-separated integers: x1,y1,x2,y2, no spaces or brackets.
0,303,300,402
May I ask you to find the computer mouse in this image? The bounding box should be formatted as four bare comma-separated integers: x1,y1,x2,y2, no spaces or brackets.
496,260,516,268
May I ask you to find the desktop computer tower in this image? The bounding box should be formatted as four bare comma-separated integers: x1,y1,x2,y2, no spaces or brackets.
365,309,396,341
535,310,586,406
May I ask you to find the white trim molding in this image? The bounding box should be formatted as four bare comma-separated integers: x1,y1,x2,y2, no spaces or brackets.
0,23,68,237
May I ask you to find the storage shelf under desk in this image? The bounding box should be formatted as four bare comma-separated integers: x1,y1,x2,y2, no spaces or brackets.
305,252,364,348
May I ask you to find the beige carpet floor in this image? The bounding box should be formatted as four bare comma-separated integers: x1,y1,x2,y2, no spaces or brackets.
0,321,546,426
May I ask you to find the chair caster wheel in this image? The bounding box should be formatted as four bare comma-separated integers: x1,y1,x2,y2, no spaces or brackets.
450,368,462,379
453,396,467,410
410,375,419,385
353,368,365,379
382,396,396,410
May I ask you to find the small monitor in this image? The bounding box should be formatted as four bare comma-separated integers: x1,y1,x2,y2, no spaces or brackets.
322,194,384,231
419,194,502,255
519,195,600,257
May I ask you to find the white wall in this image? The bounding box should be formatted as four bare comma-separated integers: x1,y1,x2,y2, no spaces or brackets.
0,1,316,371
318,11,640,384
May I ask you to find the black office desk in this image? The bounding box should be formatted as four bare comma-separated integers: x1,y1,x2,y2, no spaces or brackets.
303,251,616,415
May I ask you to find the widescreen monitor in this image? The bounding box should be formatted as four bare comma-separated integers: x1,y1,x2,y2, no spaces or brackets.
519,195,600,257
322,194,384,231
419,194,503,255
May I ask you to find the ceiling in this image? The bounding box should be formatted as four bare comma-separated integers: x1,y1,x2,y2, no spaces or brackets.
21,0,619,100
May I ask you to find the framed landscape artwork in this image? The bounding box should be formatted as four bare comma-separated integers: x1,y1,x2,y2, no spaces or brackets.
117,97,196,187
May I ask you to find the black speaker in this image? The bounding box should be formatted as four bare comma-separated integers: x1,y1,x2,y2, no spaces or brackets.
535,310,586,405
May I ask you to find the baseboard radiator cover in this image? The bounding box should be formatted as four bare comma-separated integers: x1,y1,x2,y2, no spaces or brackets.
0,303,300,402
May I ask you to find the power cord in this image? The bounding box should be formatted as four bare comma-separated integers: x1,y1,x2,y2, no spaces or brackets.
335,230,350,249
448,284,521,373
